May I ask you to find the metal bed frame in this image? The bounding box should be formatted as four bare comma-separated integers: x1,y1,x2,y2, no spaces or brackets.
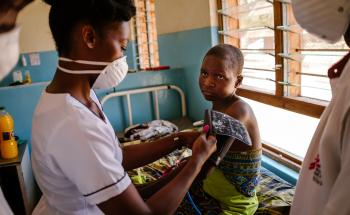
100,85,187,127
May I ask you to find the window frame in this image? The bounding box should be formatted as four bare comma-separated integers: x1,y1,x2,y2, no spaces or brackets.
216,0,350,166
216,0,345,118
133,0,160,70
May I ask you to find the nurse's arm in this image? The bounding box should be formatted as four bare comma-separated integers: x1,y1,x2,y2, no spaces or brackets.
98,135,216,215
122,131,199,170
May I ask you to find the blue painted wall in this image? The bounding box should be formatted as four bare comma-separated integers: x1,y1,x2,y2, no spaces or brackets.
0,26,219,141
0,68,186,141
158,27,219,121
0,42,138,87
0,51,58,87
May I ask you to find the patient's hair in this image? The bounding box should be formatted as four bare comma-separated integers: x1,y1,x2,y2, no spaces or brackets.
204,44,244,76
43,0,136,55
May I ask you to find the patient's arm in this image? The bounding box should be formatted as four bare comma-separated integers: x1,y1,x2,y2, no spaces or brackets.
122,132,199,171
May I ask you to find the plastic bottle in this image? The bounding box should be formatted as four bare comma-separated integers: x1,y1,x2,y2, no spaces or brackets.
24,70,32,84
0,107,18,159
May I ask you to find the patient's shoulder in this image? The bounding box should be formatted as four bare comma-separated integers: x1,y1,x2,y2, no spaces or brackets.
227,97,261,149
226,98,252,122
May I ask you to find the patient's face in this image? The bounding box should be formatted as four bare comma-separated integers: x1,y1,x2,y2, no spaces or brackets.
199,55,238,101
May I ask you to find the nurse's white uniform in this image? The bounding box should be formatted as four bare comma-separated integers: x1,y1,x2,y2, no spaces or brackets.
31,90,131,214
291,60,350,214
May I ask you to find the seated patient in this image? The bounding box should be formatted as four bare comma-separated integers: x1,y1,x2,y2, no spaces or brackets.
197,44,262,215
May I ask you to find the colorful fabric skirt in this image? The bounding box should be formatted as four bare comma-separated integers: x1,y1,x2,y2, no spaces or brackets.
177,149,262,215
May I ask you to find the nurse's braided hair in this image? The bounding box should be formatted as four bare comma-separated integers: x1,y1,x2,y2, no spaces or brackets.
204,44,244,76
43,0,136,55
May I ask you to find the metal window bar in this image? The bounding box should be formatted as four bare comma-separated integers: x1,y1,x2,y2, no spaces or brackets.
218,26,274,39
276,25,301,33
296,48,350,52
241,48,275,51
218,4,272,19
100,85,187,127
279,52,347,62
242,50,275,56
243,75,330,91
295,72,328,78
244,67,276,72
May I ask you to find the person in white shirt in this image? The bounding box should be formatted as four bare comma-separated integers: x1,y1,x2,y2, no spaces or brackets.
31,0,217,214
0,0,34,214
290,0,350,214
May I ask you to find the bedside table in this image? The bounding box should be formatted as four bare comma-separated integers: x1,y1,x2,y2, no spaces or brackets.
0,142,40,214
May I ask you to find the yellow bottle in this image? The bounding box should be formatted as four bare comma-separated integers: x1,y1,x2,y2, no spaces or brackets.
0,107,18,159
24,70,32,84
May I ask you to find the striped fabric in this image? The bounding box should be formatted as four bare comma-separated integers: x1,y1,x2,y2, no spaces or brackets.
218,149,262,197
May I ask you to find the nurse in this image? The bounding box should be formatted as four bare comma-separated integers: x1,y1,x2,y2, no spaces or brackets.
0,0,34,214
31,0,217,215
290,0,350,214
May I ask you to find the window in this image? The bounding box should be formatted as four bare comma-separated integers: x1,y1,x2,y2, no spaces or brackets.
133,0,160,70
245,98,319,162
217,0,349,118
217,0,349,162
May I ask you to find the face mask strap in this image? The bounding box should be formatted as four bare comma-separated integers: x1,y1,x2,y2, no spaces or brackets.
59,57,109,66
57,65,102,74
59,56,127,66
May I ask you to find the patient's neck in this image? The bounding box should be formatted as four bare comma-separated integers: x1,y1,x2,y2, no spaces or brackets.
212,94,239,112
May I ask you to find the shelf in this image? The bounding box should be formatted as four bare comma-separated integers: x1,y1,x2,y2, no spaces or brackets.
0,82,49,91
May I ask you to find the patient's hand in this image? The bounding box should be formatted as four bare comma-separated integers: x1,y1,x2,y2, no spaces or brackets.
178,131,201,149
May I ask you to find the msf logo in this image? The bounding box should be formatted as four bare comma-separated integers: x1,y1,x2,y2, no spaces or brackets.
309,154,322,186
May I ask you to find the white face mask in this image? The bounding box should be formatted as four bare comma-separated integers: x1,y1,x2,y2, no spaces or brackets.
291,0,350,43
0,26,20,80
58,56,128,89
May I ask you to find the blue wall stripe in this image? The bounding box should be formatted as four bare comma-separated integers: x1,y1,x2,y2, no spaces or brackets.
0,68,186,141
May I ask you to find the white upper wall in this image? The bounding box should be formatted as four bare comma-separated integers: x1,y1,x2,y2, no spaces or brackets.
17,0,55,53
15,0,218,52
155,0,218,35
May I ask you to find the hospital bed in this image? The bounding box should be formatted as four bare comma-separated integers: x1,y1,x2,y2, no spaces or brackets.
101,84,295,215
101,84,194,140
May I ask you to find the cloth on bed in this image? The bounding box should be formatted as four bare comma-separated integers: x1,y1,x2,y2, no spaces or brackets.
128,148,192,185
124,120,178,141
127,150,294,215
122,124,294,215
176,166,294,215
254,168,295,215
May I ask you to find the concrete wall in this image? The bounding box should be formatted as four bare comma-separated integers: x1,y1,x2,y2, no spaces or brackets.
0,0,220,139
156,0,219,121
17,0,55,52
155,0,217,35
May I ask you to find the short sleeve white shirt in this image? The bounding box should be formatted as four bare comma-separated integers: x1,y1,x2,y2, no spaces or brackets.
291,60,350,215
31,90,131,215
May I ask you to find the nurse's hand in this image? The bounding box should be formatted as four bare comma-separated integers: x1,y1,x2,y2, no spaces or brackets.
191,134,217,165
